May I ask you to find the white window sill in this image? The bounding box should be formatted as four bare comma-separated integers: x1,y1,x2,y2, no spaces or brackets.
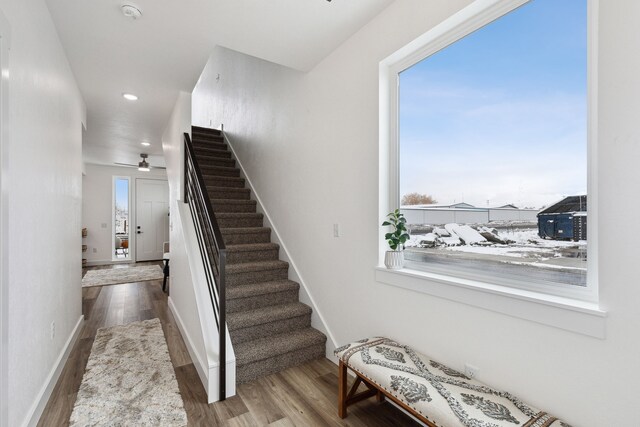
375,266,607,339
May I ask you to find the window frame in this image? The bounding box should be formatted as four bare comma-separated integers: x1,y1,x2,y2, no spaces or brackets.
378,0,603,336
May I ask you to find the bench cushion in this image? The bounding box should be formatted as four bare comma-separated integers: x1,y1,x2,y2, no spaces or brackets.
335,337,569,427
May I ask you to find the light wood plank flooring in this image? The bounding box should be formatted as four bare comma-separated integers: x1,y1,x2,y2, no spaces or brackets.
38,263,419,426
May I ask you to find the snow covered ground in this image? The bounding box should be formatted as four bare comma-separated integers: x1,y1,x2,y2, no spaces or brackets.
406,225,587,272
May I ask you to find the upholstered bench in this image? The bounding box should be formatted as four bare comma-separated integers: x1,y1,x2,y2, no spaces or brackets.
335,337,569,427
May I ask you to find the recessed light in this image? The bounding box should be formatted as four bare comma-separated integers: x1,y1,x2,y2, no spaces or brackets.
123,93,138,101
141,142,151,146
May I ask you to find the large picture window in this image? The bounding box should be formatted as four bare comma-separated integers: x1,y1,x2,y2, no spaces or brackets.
396,0,590,294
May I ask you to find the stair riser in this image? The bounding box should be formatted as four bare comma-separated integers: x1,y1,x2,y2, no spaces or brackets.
211,202,256,213
199,158,235,168
192,126,222,136
217,216,264,228
195,150,232,160
203,177,245,189
226,247,278,264
230,314,310,345
227,267,288,286
222,231,271,245
192,133,223,141
193,142,228,152
201,167,240,178
227,289,298,313
236,344,326,384
208,189,250,200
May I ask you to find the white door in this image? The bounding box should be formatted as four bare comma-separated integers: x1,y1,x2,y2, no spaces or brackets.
136,179,169,261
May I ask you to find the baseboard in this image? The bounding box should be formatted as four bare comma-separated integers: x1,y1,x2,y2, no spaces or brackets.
167,297,209,393
223,132,339,355
24,315,84,427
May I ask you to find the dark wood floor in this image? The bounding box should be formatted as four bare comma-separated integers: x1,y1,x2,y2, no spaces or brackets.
39,263,418,426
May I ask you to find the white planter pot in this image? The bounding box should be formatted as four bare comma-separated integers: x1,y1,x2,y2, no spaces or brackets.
384,250,404,270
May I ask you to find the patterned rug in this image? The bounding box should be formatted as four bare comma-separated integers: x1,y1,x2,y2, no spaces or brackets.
82,265,164,288
69,318,187,426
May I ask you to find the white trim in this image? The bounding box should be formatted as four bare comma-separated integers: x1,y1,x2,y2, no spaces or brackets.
376,267,605,339
222,132,339,356
23,315,84,427
379,0,600,307
0,11,10,427
586,0,599,303
111,176,131,262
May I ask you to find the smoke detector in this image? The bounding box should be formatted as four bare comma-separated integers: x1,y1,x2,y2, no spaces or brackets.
121,5,142,20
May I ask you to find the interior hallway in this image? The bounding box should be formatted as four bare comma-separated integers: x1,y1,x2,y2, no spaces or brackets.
38,264,418,426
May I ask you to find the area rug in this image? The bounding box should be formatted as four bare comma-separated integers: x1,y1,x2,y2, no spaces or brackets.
82,265,164,288
69,318,187,426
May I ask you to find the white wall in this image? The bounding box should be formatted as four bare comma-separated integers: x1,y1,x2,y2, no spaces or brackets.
82,164,166,265
0,0,86,425
191,0,640,425
162,92,236,402
161,92,209,391
161,93,205,365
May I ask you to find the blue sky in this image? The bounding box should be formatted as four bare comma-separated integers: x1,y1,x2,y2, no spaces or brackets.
115,178,129,210
399,0,587,209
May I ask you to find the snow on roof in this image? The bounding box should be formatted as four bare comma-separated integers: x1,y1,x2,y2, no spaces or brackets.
538,195,587,215
402,202,476,209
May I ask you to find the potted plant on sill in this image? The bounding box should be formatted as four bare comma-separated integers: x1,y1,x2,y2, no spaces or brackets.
382,209,410,269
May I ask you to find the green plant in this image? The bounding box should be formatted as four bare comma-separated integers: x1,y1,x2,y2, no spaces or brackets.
382,209,410,251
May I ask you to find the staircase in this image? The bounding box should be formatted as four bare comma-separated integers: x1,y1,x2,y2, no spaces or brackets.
190,126,327,383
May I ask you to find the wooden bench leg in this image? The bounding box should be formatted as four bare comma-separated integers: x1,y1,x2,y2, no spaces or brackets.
338,360,348,418
376,390,385,403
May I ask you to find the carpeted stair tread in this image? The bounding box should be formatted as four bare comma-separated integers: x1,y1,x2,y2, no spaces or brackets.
217,213,264,220
193,141,228,151
235,340,325,383
198,157,236,168
234,328,326,366
192,132,223,141
225,242,278,263
192,125,222,135
227,279,298,300
221,227,271,244
226,280,299,313
216,213,264,228
226,242,277,253
194,149,232,159
226,259,288,274
211,199,256,212
208,187,251,200
199,161,234,169
227,302,311,331
200,166,240,177
202,175,245,189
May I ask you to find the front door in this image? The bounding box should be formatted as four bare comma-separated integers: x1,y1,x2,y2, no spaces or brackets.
135,178,169,261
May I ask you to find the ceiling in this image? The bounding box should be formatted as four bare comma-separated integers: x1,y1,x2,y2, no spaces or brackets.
45,0,394,167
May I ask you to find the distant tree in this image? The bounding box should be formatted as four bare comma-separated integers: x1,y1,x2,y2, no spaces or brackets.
401,193,437,206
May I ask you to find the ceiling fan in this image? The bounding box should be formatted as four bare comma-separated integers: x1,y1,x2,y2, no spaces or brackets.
114,153,166,171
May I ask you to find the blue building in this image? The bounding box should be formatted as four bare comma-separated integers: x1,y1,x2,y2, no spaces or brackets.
537,195,587,241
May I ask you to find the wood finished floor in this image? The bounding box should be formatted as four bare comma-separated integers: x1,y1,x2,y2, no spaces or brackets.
39,263,419,426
